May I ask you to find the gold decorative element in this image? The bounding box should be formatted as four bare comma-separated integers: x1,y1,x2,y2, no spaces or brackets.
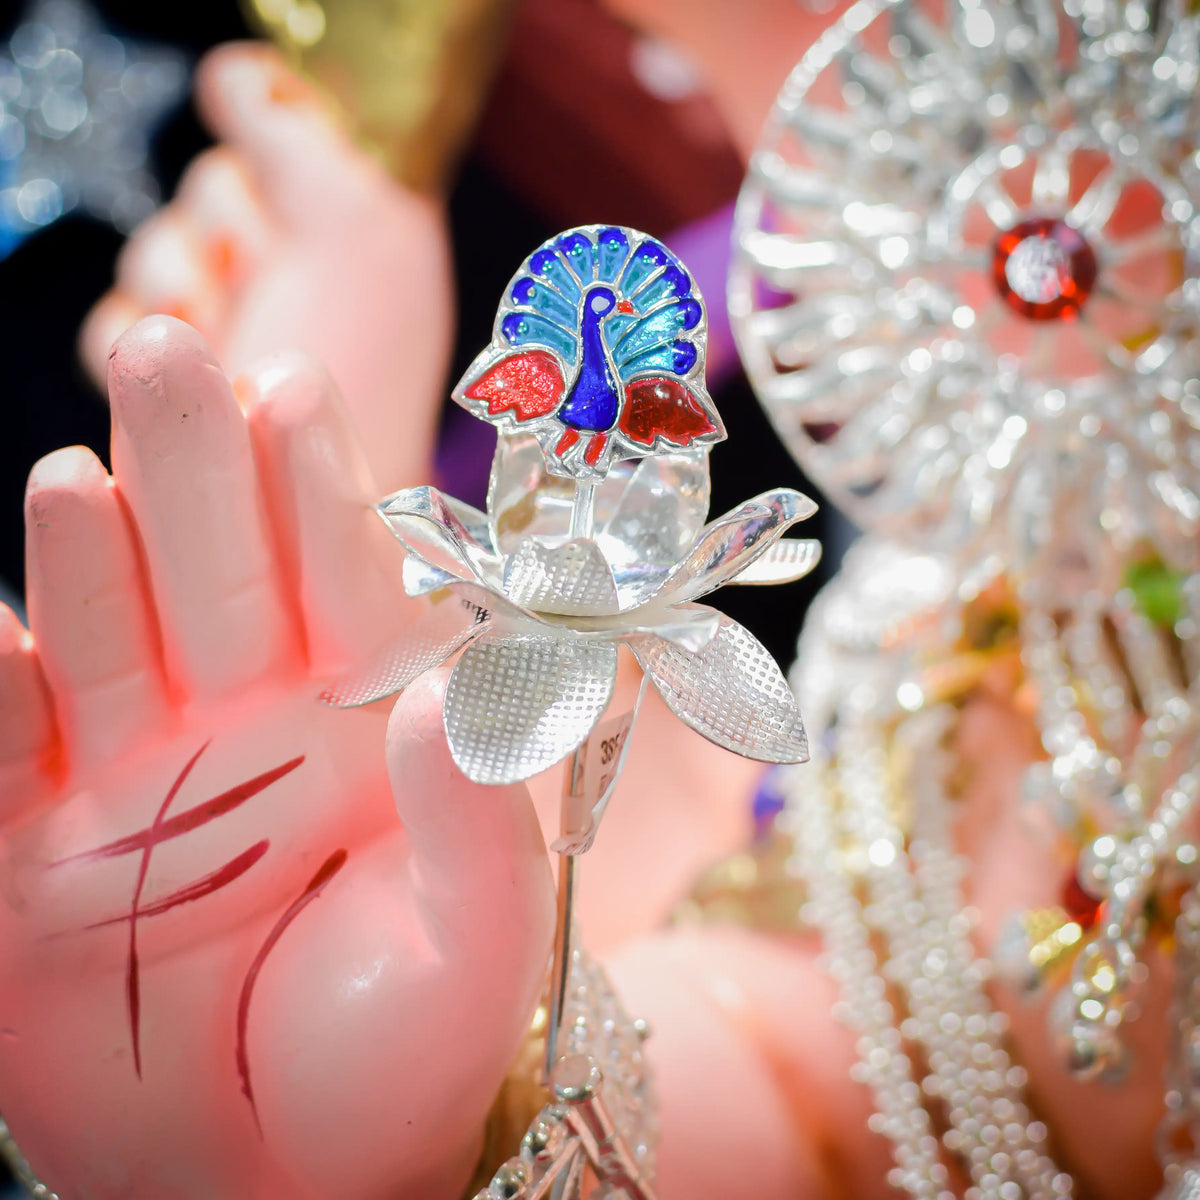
1022,905,1086,979
464,1005,551,1198
674,827,811,933
242,0,515,191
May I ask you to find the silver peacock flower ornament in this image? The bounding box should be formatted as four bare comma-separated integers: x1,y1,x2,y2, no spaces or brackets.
324,224,820,805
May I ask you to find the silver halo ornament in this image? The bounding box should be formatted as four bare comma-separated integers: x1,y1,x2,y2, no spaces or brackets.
730,0,1200,1194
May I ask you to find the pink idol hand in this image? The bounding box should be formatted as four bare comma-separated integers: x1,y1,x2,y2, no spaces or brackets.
0,317,553,1200
80,44,453,495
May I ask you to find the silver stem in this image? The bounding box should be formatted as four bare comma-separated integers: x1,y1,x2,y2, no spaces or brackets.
568,480,596,540
544,747,583,1079
545,481,595,1077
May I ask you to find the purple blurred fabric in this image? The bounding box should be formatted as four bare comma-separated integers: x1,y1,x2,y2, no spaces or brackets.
434,399,497,509
666,202,738,391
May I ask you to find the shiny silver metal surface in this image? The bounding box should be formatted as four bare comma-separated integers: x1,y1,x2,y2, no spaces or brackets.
631,616,809,763
327,440,818,783
731,0,1200,572
444,635,618,785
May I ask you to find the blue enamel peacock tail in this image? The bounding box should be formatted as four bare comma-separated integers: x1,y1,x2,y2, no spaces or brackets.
453,225,726,481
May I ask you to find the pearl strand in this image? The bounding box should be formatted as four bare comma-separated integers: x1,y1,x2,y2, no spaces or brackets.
790,755,951,1198
901,716,1069,1199
839,699,1070,1199
786,545,1074,1198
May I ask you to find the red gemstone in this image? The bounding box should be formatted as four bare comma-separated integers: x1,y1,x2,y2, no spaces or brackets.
1060,871,1102,929
991,218,1098,321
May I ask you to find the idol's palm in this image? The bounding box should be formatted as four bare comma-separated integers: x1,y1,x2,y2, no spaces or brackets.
0,318,554,1199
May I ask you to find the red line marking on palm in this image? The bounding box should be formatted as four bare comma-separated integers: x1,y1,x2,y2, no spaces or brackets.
50,745,306,1079
127,741,210,1078
82,841,270,930
236,849,348,1134
49,755,306,868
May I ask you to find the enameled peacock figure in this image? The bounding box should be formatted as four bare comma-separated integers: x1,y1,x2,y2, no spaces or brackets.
455,225,726,480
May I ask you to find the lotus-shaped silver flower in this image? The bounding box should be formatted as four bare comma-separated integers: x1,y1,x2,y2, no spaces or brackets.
322,432,819,786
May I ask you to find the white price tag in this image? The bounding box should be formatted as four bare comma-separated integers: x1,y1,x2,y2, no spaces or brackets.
553,677,646,855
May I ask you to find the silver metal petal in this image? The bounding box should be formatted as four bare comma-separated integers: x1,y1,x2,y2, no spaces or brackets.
646,489,819,607
379,486,503,583
487,434,712,604
504,538,620,615
641,603,723,654
443,494,498,554
595,450,712,610
444,634,619,784
407,554,715,651
319,599,488,708
402,555,547,629
402,552,462,600
630,616,809,763
728,538,823,586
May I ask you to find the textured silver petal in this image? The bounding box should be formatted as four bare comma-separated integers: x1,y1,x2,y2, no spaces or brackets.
444,635,619,784
647,489,818,607
503,538,621,616
379,486,503,584
728,538,823,586
631,618,809,763
319,600,488,707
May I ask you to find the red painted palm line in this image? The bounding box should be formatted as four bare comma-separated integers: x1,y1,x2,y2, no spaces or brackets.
128,740,211,1080
236,849,348,1136
51,756,305,868
82,841,270,932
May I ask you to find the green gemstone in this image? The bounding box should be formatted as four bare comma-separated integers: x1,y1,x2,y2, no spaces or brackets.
1123,557,1185,628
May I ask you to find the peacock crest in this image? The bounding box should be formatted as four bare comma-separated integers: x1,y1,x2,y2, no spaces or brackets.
454,225,726,480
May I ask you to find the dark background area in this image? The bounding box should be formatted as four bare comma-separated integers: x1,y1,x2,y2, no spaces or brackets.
0,0,833,668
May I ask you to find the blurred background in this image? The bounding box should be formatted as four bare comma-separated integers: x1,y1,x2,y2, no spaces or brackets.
0,0,839,673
